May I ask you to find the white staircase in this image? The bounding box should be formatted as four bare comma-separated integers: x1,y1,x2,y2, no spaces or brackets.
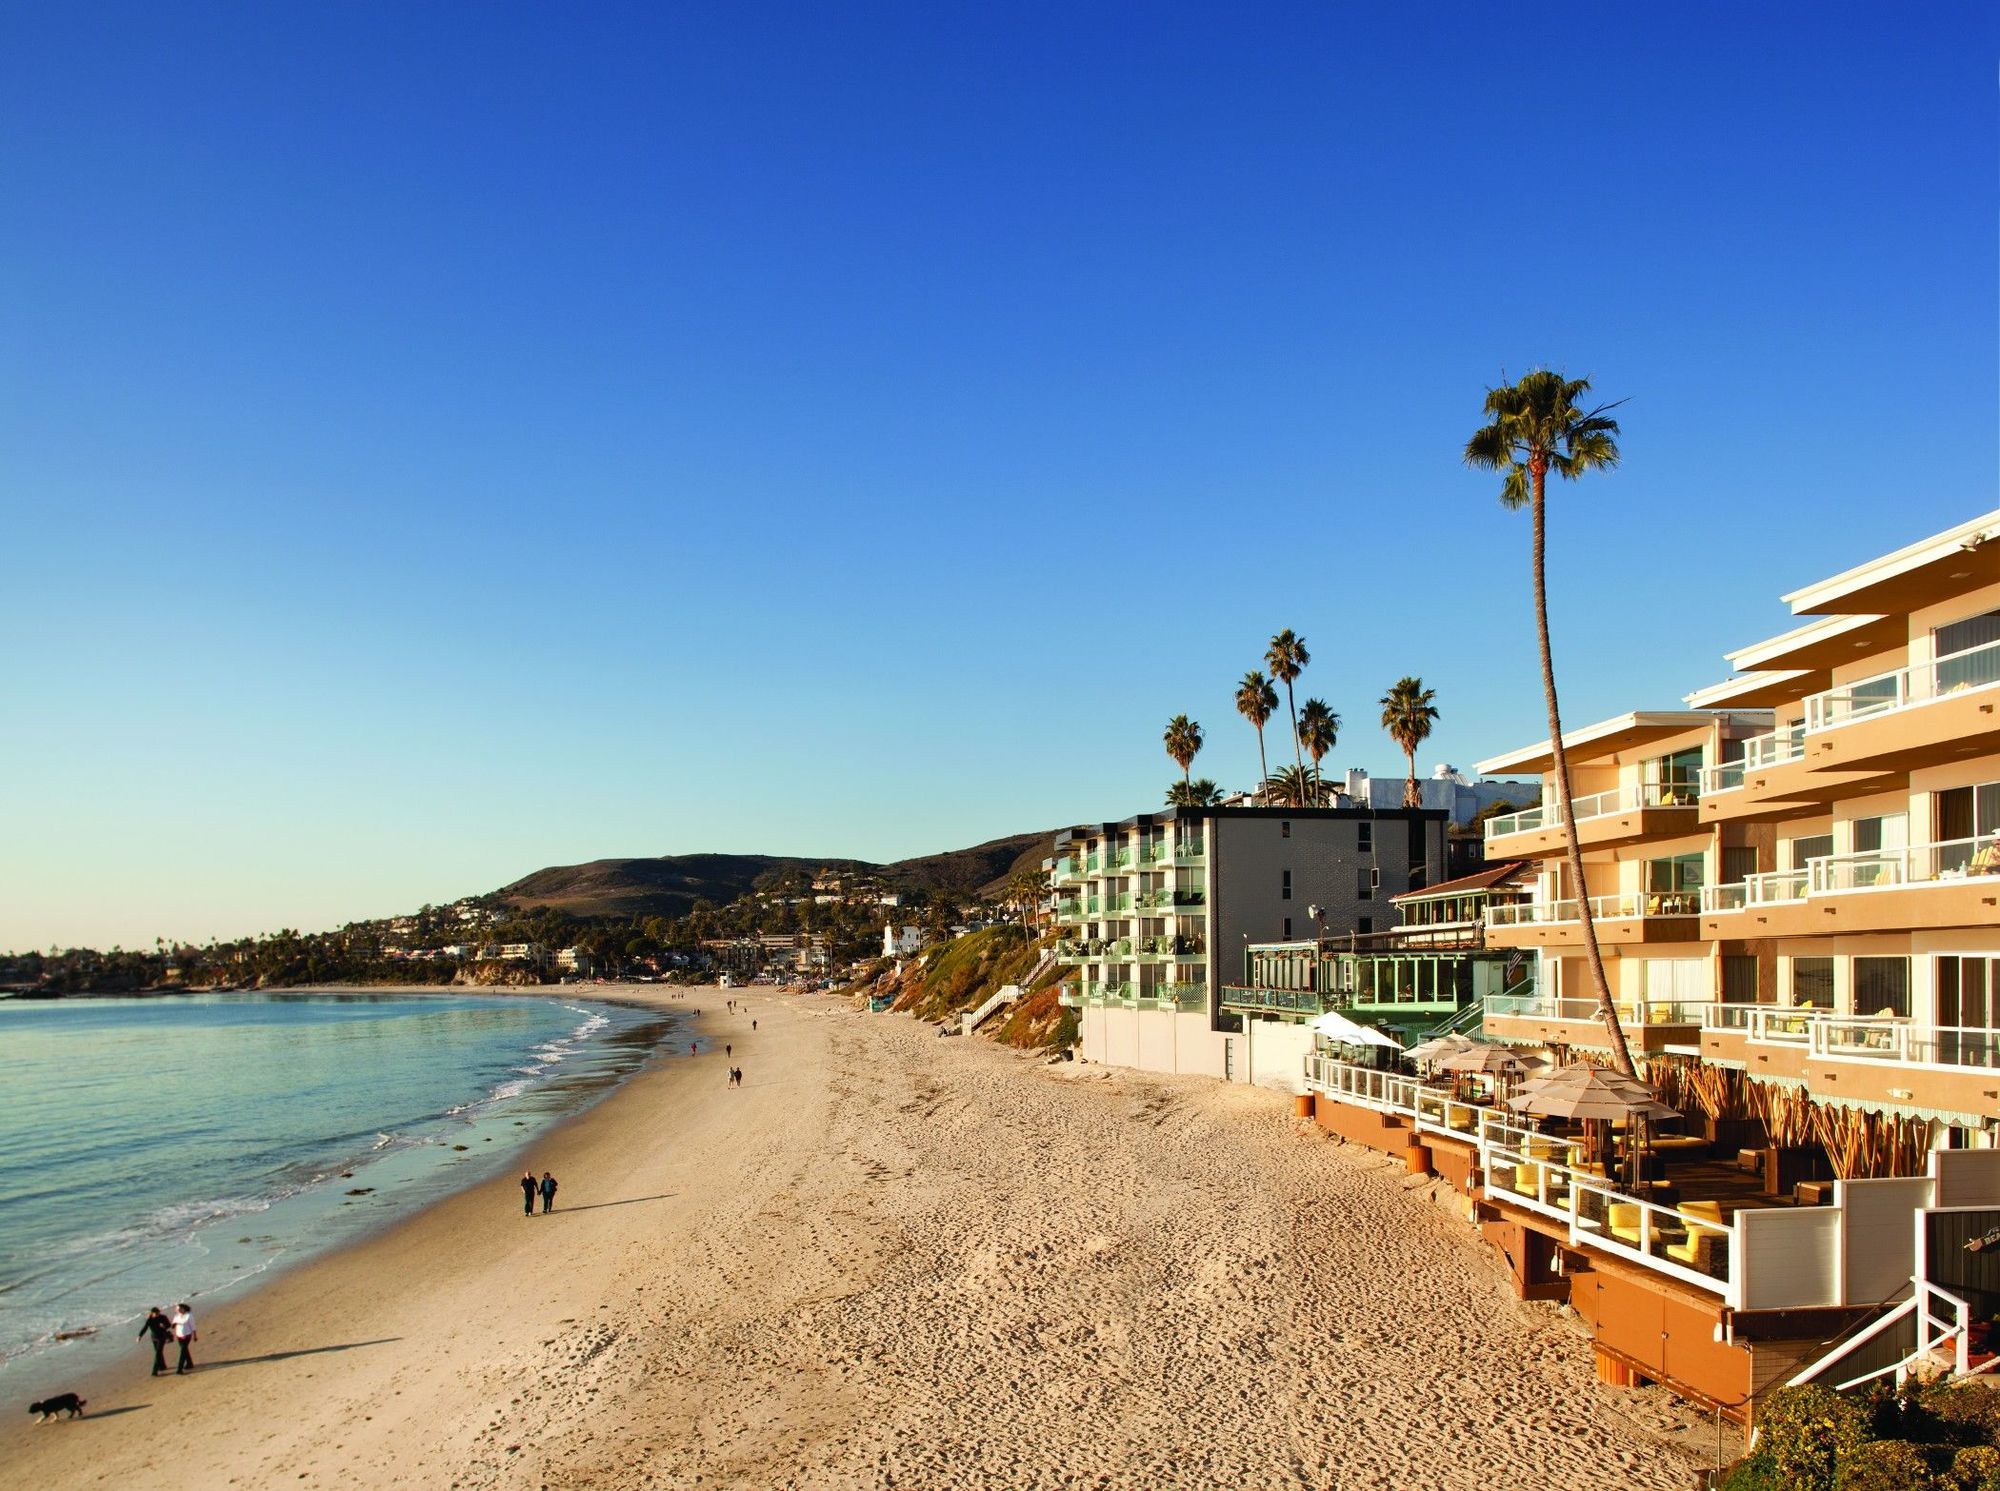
962,984,1024,1035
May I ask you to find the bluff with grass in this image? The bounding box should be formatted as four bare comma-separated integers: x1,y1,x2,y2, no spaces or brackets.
851,925,1074,1049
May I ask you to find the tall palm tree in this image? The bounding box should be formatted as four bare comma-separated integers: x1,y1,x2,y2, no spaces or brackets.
1163,714,1203,785
1165,777,1222,807
1464,368,1633,1075
1234,670,1279,795
1265,630,1310,784
1296,698,1340,799
1380,677,1440,809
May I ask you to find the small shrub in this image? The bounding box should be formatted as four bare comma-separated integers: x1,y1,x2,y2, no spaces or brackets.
1944,1445,2000,1491
1928,1384,2000,1449
1718,1451,1786,1491
1760,1384,1871,1491
1836,1438,1935,1490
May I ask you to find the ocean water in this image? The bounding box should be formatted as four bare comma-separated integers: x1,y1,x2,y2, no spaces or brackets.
0,991,673,1391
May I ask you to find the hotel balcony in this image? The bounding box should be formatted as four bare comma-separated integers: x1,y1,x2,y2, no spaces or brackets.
1483,992,1705,1054
1700,838,2000,939
1483,782,1700,858
1798,638,2000,776
1483,890,1703,949
1696,1004,2000,1121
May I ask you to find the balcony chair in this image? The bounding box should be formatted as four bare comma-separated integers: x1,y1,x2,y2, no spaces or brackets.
1606,1202,1645,1245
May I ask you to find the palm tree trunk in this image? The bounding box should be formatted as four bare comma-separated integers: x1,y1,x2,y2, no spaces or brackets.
1286,684,1304,780
1404,747,1420,809
1255,725,1269,795
1531,468,1636,1076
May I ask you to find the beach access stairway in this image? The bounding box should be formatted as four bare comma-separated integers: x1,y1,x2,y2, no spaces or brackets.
962,985,1024,1035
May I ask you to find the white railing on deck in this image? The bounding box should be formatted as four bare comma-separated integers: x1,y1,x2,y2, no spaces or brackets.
1484,781,1699,842
1809,837,1994,895
1804,637,2000,733
1702,1004,2000,1071
1486,890,1700,927
1302,1055,1735,1300
1701,868,1809,913
1485,993,1705,1027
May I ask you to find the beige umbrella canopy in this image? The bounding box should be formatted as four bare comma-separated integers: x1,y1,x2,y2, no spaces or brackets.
1508,1062,1679,1182
1406,1032,1477,1067
1438,1044,1534,1077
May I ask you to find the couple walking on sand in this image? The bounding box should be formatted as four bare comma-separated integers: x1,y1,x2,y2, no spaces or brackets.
139,1304,197,1376
520,1170,558,1215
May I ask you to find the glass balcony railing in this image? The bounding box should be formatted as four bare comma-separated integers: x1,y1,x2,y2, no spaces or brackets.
1141,842,1170,865
1484,782,1698,841
1109,849,1134,870
1171,838,1207,863
1804,637,2000,733
1485,891,1701,927
1808,837,1992,895
1699,869,1808,914
1484,994,1703,1026
1701,762,1746,796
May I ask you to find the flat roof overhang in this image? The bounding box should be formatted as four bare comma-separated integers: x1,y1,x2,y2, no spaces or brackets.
1474,711,1719,776
1682,671,1815,709
1783,509,2000,617
1722,612,1906,673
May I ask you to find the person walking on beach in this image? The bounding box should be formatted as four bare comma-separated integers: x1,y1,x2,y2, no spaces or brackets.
539,1171,558,1214
139,1307,172,1376
520,1169,538,1216
725,1043,732,1059
170,1303,197,1374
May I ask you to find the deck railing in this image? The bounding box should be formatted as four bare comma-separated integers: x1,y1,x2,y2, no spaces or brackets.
1485,993,1704,1027
1222,984,1324,1015
1702,1004,2000,1071
1484,782,1699,842
1486,891,1700,927
1303,1055,1734,1296
1809,837,1993,895
1804,636,2000,733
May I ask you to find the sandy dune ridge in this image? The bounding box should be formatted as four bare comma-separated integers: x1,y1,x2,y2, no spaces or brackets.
3,987,1709,1488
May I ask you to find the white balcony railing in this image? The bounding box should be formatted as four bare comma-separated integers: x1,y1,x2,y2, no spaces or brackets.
1808,837,1994,895
1484,993,1706,1027
1701,1003,2000,1071
1700,723,1810,798
1804,636,2000,734
1700,868,1810,914
1485,890,1702,927
1484,781,1700,842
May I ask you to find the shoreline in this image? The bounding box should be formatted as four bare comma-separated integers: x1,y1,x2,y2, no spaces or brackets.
3,987,1706,1489
0,984,689,1397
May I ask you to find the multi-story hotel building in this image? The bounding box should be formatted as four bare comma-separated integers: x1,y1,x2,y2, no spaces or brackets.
1481,509,2000,1131
1053,804,1448,1085
1297,512,2000,1417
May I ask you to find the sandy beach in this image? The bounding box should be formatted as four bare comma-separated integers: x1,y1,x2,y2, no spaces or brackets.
3,986,1707,1489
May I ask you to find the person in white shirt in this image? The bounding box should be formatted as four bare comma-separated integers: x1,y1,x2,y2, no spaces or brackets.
170,1303,197,1374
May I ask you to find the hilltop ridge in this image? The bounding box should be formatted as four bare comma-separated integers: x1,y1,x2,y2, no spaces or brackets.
493,831,1056,920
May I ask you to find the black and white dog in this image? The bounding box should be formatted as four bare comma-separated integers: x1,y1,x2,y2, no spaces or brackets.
29,1393,87,1421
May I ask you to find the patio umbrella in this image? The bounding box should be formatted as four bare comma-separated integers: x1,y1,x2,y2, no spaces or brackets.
1506,1062,1678,1182
1438,1044,1532,1077
1406,1032,1477,1065
1306,1009,1404,1051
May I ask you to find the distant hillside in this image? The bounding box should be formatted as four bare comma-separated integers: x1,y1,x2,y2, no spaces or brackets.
494,831,1056,920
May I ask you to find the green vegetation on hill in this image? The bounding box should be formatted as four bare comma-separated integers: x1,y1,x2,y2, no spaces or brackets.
496,831,1056,921
854,926,1073,1050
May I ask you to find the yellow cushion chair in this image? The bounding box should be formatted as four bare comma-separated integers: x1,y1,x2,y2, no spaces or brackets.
1606,1202,1644,1245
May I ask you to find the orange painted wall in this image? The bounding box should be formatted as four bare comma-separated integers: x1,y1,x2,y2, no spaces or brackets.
1569,1266,1750,1411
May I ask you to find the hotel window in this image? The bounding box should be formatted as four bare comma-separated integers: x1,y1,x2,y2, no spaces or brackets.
1356,869,1373,901
1853,956,1910,1020
1787,833,1833,869
1935,608,2000,692
1281,870,1292,900
1357,821,1372,852
1791,957,1834,1009
1937,783,2000,873
1358,917,1372,935
1283,917,1292,939
1644,746,1703,803
1722,846,1757,885
1281,821,1291,839
1937,957,2000,1067
1721,955,1759,1004
1644,853,1704,914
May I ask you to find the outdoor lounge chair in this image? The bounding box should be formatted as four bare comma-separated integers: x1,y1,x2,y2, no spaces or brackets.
1606,1202,1644,1245
1667,1223,1727,1272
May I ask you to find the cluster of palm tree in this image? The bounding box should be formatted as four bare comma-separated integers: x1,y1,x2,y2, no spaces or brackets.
1146,371,1631,1072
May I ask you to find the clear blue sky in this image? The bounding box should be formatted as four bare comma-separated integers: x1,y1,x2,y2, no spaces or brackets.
4,3,1995,951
